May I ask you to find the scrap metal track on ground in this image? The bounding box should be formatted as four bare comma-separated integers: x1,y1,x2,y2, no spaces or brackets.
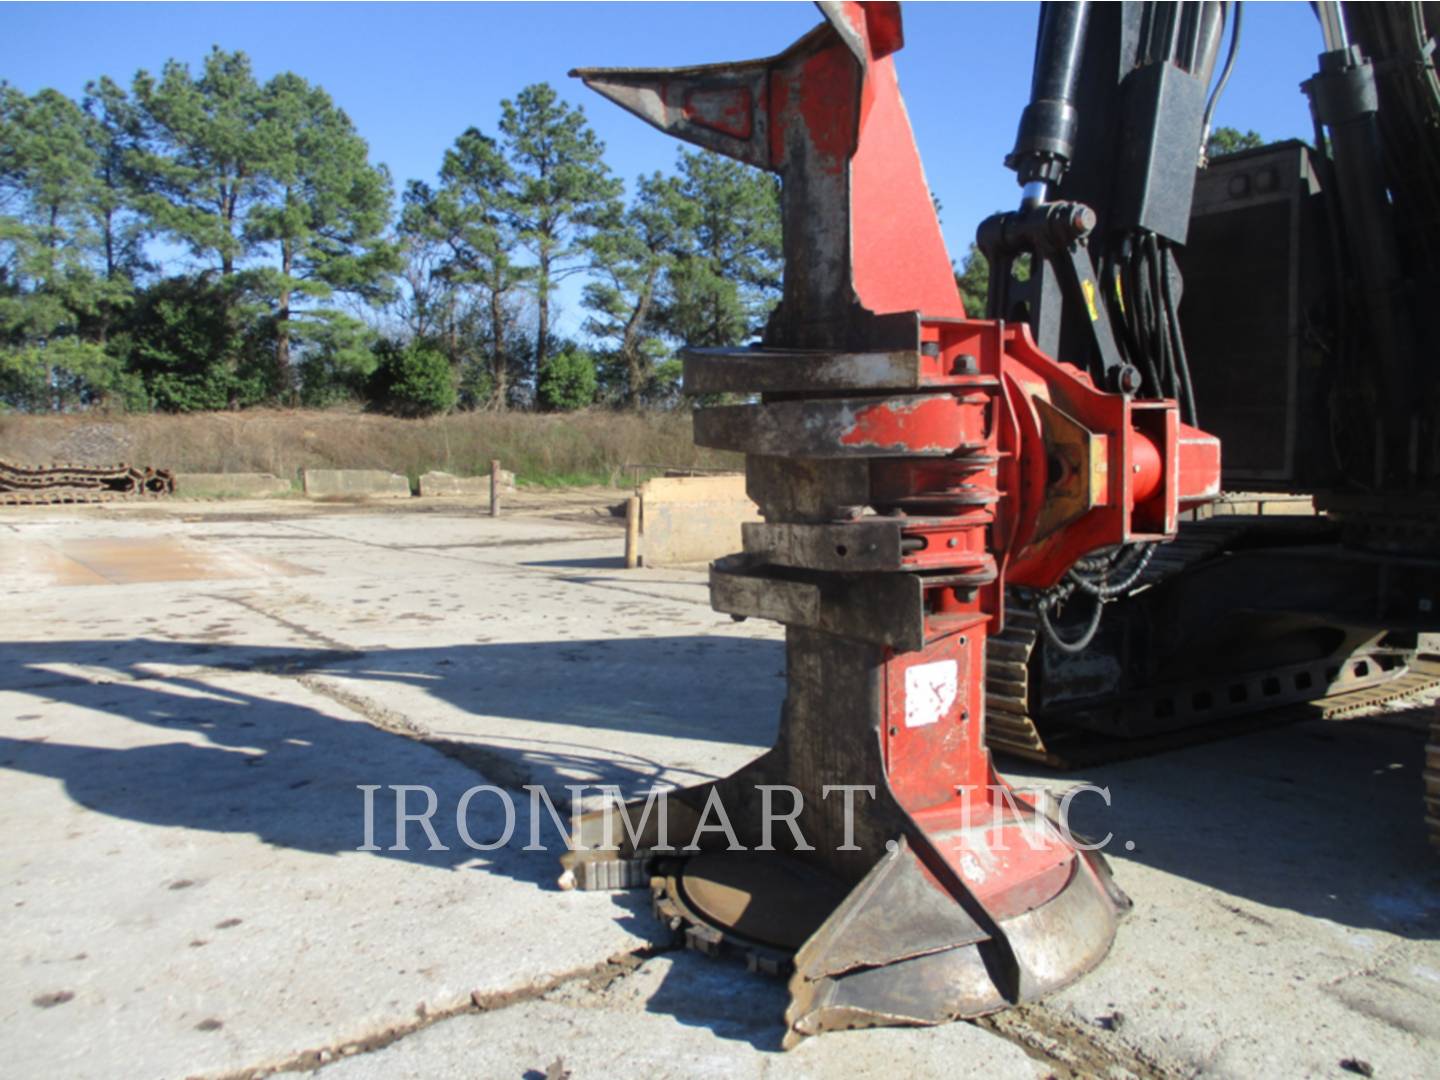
0,461,174,505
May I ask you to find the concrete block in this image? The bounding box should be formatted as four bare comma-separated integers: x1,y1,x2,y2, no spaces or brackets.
417,469,516,498
174,472,292,499
637,473,759,567
301,468,411,499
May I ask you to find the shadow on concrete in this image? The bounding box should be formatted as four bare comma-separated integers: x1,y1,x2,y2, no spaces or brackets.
522,555,630,571
645,949,791,1051
998,708,1440,942
2,633,1437,1032
0,635,781,894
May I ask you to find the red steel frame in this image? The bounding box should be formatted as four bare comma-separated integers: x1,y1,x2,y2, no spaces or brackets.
568,0,1222,1041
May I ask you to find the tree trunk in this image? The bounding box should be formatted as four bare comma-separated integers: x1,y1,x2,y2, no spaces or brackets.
103,206,116,279
535,262,549,394
276,237,292,402
99,207,115,345
448,293,458,360
622,267,658,407
221,182,237,276
490,285,508,411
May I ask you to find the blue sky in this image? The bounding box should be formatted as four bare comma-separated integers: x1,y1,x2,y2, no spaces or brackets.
2,1,1327,334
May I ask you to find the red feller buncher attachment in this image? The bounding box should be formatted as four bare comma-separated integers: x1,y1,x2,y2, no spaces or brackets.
562,1,1220,1043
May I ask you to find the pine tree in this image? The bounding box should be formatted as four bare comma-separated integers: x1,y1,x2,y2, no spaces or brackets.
652,148,781,348
582,171,679,405
0,84,137,408
246,72,397,398
130,49,271,278
499,83,621,383
403,128,529,409
130,51,395,402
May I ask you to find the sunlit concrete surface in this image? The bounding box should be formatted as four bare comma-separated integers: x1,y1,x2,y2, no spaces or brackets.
1,496,1436,1079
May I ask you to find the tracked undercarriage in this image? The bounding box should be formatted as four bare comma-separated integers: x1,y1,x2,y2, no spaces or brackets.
986,513,1440,768
1428,714,1440,851
0,461,175,505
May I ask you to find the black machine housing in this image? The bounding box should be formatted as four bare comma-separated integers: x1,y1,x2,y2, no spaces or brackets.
988,1,1440,749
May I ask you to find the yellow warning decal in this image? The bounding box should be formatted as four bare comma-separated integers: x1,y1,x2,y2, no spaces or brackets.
1082,278,1099,322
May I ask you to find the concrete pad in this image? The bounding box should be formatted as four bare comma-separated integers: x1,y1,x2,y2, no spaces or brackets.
325,953,1046,1079
0,660,648,1080
1003,712,1440,1079
302,469,411,500
418,470,516,498
2,497,1438,1079
175,472,293,499
0,536,308,588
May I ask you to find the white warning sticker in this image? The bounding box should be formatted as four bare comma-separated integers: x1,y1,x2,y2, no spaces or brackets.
904,659,958,728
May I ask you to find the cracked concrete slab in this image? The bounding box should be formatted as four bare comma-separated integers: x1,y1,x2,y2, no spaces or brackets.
322,951,1047,1079
0,663,651,1080
2,497,1438,1079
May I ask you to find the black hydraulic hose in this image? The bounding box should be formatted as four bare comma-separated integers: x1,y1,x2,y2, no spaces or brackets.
1101,239,1151,393
1038,588,1105,653
1202,2,1245,155
1141,242,1168,397
1125,251,1163,399
1159,244,1199,425
1144,236,1179,402
1192,1,1228,77
1068,543,1157,598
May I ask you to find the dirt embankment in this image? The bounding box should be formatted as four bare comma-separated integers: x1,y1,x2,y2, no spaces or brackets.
0,408,738,487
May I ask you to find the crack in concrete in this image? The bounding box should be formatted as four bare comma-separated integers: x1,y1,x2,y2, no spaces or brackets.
294,674,540,793
208,593,356,655
270,519,615,557
1319,938,1414,989
263,519,715,608
207,945,678,1079
974,1003,1193,1080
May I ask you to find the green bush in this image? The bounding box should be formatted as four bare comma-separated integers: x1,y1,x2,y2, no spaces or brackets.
537,342,597,412
370,338,456,417
121,277,270,411
297,314,380,407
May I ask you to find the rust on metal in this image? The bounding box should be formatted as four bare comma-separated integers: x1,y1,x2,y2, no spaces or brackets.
0,460,175,505
677,852,850,951
681,346,926,395
694,394,987,458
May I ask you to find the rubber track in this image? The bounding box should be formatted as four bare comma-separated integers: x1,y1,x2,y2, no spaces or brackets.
989,651,1440,771
1427,709,1440,852
984,518,1440,770
985,519,1248,765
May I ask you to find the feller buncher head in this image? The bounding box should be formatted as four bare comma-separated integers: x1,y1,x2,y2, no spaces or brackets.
562,1,1220,1045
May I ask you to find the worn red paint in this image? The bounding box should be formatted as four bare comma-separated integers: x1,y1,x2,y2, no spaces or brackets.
577,0,1223,966
838,395,976,451
683,87,753,139
797,39,858,175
